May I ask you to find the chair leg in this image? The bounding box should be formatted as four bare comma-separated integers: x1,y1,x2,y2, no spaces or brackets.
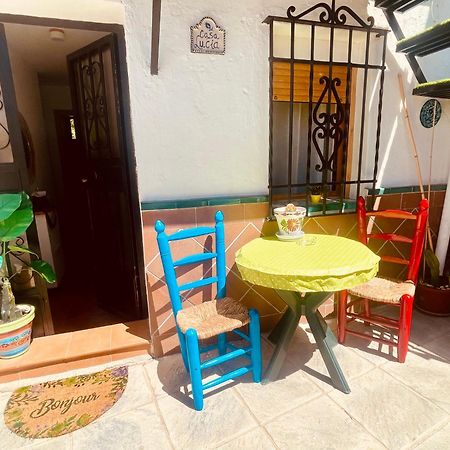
363,298,371,326
249,308,262,383
185,328,204,410
398,294,414,363
338,290,348,344
217,333,227,356
177,328,189,372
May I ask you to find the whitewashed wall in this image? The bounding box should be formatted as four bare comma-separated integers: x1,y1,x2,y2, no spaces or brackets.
368,0,450,189
8,48,51,193
0,0,448,201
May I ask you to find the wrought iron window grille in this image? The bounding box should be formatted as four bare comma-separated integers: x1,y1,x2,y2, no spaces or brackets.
265,1,388,216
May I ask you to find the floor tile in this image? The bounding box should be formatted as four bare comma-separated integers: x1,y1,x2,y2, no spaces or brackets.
381,349,450,413
414,421,450,450
265,395,385,450
102,364,154,419
328,368,447,449
408,311,450,347
420,330,450,362
233,357,322,423
156,388,257,449
71,403,172,450
287,325,376,392
144,352,220,400
216,427,276,450
144,354,192,398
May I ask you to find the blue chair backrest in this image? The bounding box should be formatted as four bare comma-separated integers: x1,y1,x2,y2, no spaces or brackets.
155,211,226,317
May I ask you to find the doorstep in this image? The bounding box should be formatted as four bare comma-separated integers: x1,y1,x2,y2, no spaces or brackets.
0,320,151,383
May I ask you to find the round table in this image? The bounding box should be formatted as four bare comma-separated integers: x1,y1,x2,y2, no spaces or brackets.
235,234,380,393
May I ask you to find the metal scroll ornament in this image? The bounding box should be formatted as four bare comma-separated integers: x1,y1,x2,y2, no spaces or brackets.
0,89,11,151
287,1,374,29
312,76,345,173
81,60,108,151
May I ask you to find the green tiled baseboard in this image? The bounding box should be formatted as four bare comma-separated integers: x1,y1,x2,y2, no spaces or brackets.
367,184,447,195
141,184,446,211
141,195,268,211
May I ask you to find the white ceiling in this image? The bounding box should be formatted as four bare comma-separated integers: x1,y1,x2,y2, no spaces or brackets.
4,23,109,83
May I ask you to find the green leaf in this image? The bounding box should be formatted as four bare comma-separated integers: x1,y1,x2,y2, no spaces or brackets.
0,193,34,242
424,249,440,287
0,193,22,221
30,259,56,283
7,245,38,257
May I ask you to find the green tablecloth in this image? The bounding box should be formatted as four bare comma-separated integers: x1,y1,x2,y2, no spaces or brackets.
235,235,380,293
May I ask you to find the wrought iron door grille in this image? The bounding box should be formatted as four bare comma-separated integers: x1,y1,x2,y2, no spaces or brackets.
265,2,388,215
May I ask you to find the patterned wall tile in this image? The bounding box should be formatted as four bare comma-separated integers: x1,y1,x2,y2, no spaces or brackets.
142,194,445,357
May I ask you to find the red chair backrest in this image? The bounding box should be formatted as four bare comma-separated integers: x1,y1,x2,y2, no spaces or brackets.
356,196,429,284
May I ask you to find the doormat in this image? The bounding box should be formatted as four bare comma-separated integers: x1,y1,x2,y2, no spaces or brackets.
4,366,128,438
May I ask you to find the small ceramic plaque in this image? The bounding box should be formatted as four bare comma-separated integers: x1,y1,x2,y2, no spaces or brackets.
191,17,225,55
420,99,441,128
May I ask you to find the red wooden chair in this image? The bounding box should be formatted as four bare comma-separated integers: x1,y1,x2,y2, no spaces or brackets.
338,196,429,362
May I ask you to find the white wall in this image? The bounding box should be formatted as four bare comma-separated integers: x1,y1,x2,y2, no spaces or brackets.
8,48,52,194
0,0,448,202
368,1,450,189
124,0,369,201
39,83,72,203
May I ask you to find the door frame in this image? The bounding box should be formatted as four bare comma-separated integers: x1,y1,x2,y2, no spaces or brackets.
0,13,148,318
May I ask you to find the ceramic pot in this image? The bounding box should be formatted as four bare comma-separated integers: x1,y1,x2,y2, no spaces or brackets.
415,283,450,316
0,304,35,358
274,206,307,236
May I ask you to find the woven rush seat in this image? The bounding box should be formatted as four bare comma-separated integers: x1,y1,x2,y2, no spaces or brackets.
176,297,249,339
348,277,416,304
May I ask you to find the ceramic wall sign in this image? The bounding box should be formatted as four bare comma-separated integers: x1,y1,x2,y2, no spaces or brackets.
191,17,225,55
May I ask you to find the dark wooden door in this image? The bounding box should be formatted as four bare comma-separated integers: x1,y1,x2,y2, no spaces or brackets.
67,34,141,320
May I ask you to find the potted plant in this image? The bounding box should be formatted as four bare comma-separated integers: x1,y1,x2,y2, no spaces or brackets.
273,203,307,238
309,185,323,204
415,249,450,316
0,192,56,358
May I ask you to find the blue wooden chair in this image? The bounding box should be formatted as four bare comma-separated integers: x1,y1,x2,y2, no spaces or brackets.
155,211,262,410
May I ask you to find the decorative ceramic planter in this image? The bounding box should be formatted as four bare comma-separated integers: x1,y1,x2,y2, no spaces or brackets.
274,205,307,236
0,304,35,358
415,283,450,316
310,194,322,204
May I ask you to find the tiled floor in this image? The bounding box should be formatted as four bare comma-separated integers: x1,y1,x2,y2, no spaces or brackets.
1,309,449,450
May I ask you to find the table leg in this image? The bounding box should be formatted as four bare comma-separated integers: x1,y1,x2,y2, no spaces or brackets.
303,293,351,394
263,290,301,384
264,290,350,394
267,292,297,344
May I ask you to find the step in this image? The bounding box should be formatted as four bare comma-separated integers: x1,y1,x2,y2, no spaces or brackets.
375,0,426,13
397,19,450,56
413,79,450,99
0,319,151,383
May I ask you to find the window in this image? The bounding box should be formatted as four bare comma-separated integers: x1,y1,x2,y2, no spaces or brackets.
265,3,388,215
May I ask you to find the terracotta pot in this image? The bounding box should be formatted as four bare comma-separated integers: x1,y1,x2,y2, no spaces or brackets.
0,304,35,358
415,283,450,316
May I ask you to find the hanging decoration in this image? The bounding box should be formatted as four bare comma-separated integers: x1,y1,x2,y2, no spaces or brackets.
420,99,441,128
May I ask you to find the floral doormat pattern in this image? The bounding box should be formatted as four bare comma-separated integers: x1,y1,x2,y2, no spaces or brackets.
4,366,128,438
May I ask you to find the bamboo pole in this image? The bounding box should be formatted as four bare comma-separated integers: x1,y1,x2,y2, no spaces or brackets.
397,73,434,251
